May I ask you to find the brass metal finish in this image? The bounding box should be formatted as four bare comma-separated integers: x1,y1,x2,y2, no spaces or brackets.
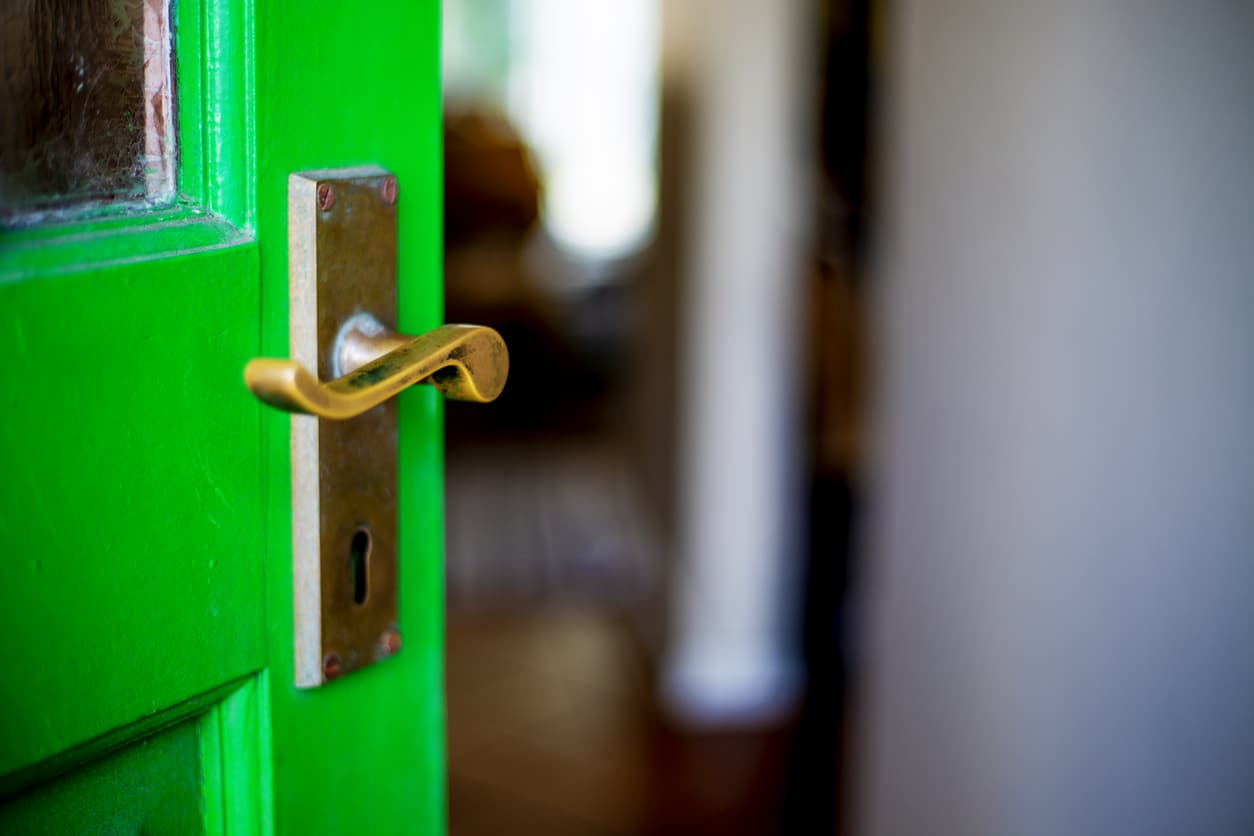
245,321,508,420
250,166,508,688
286,167,400,687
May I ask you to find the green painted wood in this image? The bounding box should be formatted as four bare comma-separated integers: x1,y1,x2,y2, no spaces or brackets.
174,0,254,229
0,675,271,834
0,716,205,834
0,0,265,797
200,675,274,835
1,0,445,829
0,213,248,279
254,1,447,832
0,0,266,816
0,240,266,784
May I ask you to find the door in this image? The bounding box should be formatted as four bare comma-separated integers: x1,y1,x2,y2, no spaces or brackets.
0,0,446,832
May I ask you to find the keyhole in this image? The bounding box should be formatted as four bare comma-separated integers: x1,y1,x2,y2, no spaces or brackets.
350,527,371,605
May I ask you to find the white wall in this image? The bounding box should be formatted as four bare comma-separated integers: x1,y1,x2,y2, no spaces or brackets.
859,4,1254,834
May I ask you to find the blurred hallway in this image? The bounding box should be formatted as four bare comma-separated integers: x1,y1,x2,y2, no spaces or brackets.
441,346,814,834
440,1,859,832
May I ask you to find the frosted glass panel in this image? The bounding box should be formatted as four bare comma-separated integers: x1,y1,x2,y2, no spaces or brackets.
0,0,174,226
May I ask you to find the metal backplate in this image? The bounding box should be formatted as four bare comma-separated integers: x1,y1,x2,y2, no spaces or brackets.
289,166,400,687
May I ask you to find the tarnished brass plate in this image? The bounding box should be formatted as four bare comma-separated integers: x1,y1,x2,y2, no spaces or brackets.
289,166,400,687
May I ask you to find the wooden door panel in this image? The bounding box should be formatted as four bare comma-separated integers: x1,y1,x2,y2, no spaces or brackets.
0,239,266,784
0,716,205,834
0,676,269,834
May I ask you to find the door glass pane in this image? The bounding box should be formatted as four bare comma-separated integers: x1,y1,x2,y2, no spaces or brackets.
0,0,175,226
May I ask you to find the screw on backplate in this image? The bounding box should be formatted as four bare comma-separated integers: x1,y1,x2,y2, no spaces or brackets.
322,653,342,680
317,182,335,212
382,628,401,655
380,176,398,206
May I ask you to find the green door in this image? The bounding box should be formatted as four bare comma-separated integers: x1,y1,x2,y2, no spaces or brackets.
0,0,445,831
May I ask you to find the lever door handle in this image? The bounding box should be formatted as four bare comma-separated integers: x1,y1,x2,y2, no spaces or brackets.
245,315,508,420
272,166,509,687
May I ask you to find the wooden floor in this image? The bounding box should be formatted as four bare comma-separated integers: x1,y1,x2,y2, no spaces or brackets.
445,610,805,836
446,611,651,835
442,415,847,834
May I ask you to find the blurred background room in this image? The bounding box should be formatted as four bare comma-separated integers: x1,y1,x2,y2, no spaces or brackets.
441,0,865,832
439,2,1254,835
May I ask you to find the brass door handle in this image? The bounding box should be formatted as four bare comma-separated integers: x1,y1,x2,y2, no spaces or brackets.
272,166,510,687
245,314,508,420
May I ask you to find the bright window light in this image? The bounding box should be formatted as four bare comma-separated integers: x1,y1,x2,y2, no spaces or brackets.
507,0,659,261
